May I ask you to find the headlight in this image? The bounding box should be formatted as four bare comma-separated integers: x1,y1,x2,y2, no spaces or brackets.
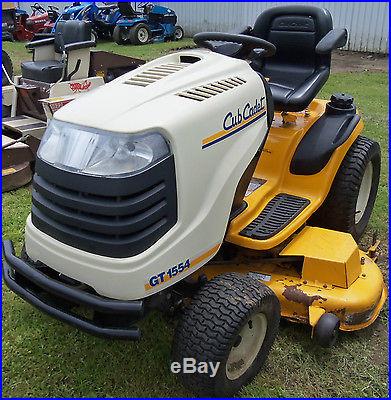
38,119,170,176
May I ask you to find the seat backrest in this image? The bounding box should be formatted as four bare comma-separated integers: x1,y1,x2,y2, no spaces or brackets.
118,2,138,17
252,5,333,81
54,20,91,53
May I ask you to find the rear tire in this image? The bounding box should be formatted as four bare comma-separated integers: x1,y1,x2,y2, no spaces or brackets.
129,23,151,45
113,25,129,45
2,50,13,87
172,273,280,397
310,136,380,241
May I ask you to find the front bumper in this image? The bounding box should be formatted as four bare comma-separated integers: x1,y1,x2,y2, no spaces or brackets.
2,240,144,340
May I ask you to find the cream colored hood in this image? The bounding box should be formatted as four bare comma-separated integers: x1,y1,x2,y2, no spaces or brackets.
53,48,254,134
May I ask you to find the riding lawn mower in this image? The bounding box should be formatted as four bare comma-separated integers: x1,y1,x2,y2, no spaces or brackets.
113,2,184,45
52,2,101,43
13,3,59,41
2,5,387,397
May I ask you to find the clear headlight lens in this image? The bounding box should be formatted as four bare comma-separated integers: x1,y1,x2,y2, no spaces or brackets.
38,119,170,176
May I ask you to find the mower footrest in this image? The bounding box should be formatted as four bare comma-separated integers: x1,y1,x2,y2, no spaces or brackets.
2,115,46,139
240,193,310,240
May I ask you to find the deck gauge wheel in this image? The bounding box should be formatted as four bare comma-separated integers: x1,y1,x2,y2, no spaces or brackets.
313,313,340,348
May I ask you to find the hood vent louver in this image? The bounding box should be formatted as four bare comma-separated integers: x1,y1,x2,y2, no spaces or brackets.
124,63,190,87
176,77,246,101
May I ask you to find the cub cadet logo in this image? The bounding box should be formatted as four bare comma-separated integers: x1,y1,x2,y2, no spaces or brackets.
277,20,311,29
69,80,92,93
223,97,266,131
202,97,266,149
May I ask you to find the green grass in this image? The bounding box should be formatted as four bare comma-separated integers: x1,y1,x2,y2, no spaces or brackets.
2,42,389,398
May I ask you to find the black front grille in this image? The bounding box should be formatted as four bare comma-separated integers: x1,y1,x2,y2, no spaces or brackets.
31,156,177,258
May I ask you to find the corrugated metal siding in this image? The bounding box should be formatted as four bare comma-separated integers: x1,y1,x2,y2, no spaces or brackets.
17,2,389,53
17,2,68,13
16,1,119,10
156,1,389,53
17,2,117,12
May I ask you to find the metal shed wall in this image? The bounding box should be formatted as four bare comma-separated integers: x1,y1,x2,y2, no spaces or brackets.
156,1,389,53
17,2,389,53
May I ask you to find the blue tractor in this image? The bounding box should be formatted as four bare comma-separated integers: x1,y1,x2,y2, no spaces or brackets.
53,2,98,24
52,2,122,42
113,2,184,45
93,3,122,40
52,2,99,41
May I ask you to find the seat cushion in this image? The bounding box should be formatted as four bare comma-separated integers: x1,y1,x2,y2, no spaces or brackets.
21,60,63,83
268,67,330,112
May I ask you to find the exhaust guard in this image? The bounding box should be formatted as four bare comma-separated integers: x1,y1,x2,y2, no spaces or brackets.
2,240,144,340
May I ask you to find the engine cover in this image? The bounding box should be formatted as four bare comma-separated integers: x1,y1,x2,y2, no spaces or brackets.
25,48,270,300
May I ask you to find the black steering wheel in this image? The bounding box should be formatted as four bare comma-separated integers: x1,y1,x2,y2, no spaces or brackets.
138,2,153,13
193,32,276,59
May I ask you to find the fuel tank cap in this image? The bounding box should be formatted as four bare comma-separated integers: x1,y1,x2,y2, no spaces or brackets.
327,93,355,115
330,93,354,109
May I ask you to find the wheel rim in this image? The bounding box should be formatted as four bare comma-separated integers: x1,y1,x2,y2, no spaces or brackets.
175,28,183,39
355,161,373,224
226,313,267,380
137,27,149,43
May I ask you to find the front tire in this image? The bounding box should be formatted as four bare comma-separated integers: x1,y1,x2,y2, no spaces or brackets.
311,136,381,241
173,25,184,41
129,23,151,45
172,273,280,397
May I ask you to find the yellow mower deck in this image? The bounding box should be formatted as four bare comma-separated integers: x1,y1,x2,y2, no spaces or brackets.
198,227,387,331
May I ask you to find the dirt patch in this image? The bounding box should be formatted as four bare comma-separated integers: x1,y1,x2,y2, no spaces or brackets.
360,230,389,278
332,50,388,73
369,321,389,367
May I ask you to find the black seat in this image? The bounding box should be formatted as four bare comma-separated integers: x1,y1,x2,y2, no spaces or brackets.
21,60,64,83
117,2,142,18
251,6,347,112
21,20,92,83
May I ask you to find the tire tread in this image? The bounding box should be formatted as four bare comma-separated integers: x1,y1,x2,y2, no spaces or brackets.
172,273,280,396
